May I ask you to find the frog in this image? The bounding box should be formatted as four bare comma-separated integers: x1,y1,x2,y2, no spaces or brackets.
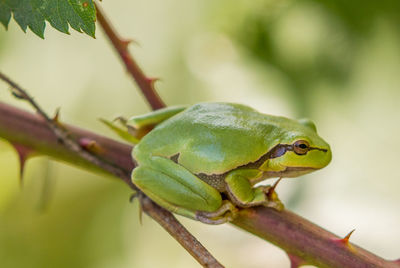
105,102,332,224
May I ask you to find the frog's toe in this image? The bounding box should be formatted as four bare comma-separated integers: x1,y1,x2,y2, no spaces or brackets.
261,185,285,211
264,198,285,211
113,116,128,125
196,200,238,225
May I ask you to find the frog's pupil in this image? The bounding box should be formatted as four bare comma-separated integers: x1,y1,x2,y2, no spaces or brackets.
299,143,307,149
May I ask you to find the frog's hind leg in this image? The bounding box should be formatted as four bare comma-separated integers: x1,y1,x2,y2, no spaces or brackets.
132,156,236,224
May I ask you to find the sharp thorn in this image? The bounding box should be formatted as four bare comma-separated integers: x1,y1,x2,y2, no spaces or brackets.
146,77,160,86
287,253,306,268
332,229,356,251
120,38,139,49
78,138,104,154
11,143,35,187
268,177,283,199
52,107,61,123
121,39,131,50
342,229,356,244
10,86,25,99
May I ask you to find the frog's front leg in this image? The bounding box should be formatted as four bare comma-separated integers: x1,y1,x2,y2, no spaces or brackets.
132,156,237,224
224,169,284,210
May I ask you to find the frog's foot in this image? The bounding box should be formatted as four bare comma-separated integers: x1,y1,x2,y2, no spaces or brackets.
196,200,238,225
113,116,139,137
262,177,285,210
225,169,285,211
100,117,139,144
113,116,128,125
114,117,153,140
227,184,284,211
259,185,285,211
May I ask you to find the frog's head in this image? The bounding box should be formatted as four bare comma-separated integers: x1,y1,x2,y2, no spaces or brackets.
260,118,332,178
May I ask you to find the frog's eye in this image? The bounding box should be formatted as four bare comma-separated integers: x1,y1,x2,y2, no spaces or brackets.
293,140,310,155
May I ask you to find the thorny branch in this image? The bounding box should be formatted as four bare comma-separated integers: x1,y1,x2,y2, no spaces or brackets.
1,2,399,267
0,72,130,184
95,2,166,110
0,101,399,268
0,73,223,268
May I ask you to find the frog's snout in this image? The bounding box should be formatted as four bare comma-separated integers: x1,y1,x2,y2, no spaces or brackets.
318,146,332,169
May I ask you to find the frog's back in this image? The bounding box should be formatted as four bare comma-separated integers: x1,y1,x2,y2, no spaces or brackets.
134,103,286,175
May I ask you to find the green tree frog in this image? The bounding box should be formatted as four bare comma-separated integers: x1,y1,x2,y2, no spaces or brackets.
107,102,331,224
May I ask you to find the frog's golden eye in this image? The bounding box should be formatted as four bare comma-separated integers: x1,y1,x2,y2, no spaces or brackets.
293,140,310,155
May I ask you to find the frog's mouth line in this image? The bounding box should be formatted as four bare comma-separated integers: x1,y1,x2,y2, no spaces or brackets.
263,166,317,178
285,166,317,171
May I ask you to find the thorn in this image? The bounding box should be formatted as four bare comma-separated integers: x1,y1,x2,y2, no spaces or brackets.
287,253,306,268
120,38,139,50
145,77,160,86
78,138,104,154
342,229,355,244
9,86,25,99
52,108,68,131
332,229,356,251
11,143,35,187
120,39,131,50
267,177,283,199
52,107,61,123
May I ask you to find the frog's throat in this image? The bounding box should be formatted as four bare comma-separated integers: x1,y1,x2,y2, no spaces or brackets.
247,166,317,185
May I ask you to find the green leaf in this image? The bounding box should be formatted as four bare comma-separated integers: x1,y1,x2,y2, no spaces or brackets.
0,2,11,29
0,0,96,38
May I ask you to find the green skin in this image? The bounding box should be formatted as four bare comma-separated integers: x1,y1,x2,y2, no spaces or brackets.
108,103,332,224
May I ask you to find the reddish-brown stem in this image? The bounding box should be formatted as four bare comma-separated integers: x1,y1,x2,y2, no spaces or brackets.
1,101,398,268
140,196,224,268
233,207,399,268
95,3,166,110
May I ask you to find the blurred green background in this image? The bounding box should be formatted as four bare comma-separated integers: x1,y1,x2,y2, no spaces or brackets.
1,0,400,267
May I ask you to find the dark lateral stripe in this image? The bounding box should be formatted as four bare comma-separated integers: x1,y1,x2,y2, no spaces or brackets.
240,144,327,170
239,144,289,169
172,144,327,184
170,153,180,163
